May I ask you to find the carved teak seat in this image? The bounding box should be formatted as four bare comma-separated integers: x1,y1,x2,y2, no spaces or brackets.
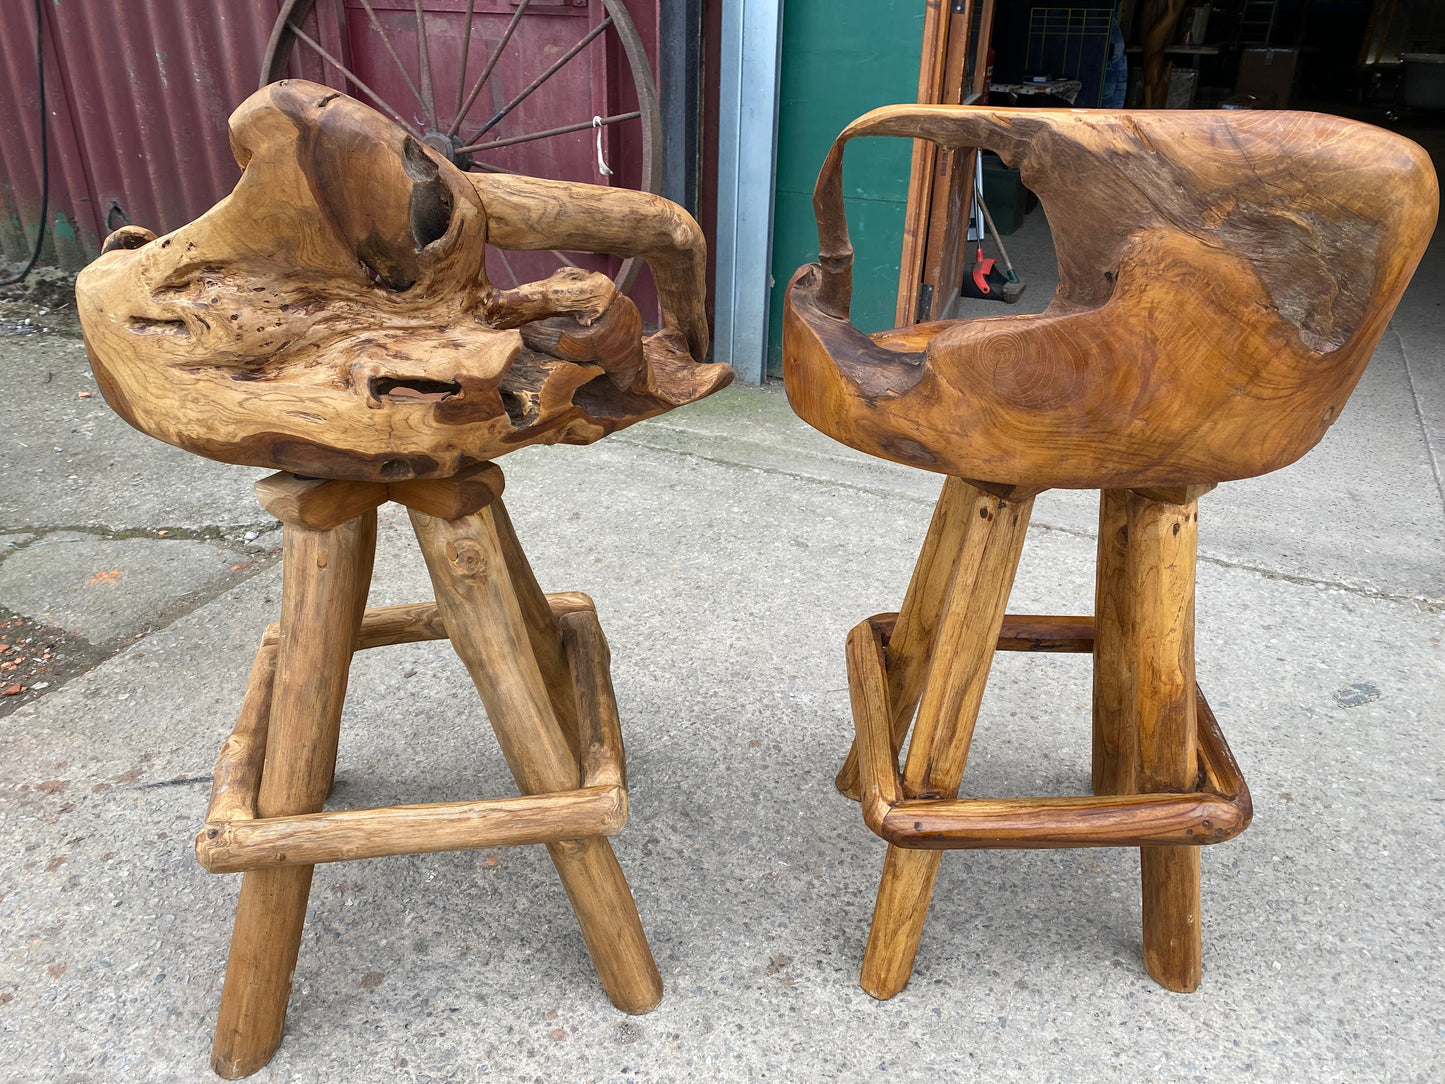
78,80,727,481
783,106,1436,998
76,81,730,1078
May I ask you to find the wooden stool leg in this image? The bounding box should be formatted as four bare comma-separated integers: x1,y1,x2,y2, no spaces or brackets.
837,477,980,799
1125,490,1202,992
1092,488,1138,796
490,499,584,762
409,504,663,1014
860,489,1034,999
211,510,377,1078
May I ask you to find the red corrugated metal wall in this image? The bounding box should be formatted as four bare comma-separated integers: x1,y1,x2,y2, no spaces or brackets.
0,1,660,270
1,2,282,267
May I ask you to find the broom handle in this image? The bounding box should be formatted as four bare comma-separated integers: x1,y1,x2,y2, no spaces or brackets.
975,188,1018,281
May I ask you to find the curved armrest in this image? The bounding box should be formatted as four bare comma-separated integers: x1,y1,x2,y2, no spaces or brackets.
476,173,710,364
787,105,1437,488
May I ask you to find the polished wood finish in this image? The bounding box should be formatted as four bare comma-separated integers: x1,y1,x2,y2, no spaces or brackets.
490,499,584,763
253,474,388,532
411,503,579,789
200,787,627,873
836,475,979,799
387,461,506,519
410,502,661,1013
1127,490,1203,992
205,644,276,826
560,608,628,791
839,490,1251,1000
786,106,1438,490
860,489,1033,1000
256,594,596,653
198,589,633,876
75,78,710,1077
76,80,730,483
1092,489,1135,797
782,106,1430,1001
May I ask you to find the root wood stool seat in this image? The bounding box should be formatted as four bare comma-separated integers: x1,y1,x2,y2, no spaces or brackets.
782,106,1436,998
75,82,731,1077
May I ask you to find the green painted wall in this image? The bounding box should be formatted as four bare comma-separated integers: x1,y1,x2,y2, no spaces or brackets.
767,1,924,374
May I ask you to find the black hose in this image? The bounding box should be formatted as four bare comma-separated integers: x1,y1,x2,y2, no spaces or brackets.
0,0,49,288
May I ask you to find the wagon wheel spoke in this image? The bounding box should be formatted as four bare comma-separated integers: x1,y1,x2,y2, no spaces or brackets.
493,245,522,288
465,16,614,147
449,0,532,138
457,111,640,155
453,0,478,119
413,0,439,130
262,0,659,293
353,0,429,121
285,21,422,137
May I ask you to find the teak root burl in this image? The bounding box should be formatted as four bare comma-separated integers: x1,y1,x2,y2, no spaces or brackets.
783,105,1436,998
75,80,730,1078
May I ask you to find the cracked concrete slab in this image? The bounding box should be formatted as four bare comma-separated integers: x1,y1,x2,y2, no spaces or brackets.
0,335,271,534
0,533,269,645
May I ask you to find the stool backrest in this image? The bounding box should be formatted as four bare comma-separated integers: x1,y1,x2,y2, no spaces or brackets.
784,106,1437,488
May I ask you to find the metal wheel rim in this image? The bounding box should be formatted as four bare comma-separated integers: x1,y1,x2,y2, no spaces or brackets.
261,0,661,292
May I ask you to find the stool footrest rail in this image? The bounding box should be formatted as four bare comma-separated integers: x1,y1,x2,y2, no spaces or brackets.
848,613,1253,851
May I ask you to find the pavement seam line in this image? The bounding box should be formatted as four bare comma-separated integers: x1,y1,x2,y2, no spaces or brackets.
0,520,280,543
611,434,1445,612
1391,322,1445,513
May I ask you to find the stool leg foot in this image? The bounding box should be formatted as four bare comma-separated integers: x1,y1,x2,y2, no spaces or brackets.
411,505,662,1012
858,489,1034,996
1126,491,1202,992
1141,847,1202,992
861,847,943,999
210,511,376,1077
548,838,664,1013
210,867,314,1078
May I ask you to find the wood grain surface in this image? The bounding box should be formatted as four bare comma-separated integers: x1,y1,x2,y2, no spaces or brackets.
76,80,730,482
411,503,662,1014
1128,490,1204,991
835,476,979,799
198,787,627,874
860,489,1034,1000
785,106,1438,489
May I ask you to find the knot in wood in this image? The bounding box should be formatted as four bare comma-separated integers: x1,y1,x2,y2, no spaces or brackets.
444,538,489,582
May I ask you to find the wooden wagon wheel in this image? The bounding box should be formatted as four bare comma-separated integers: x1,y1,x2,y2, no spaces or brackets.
261,0,661,292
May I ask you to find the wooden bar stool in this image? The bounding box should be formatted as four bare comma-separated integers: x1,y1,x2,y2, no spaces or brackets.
782,106,1436,997
201,467,660,1074
74,81,731,1077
